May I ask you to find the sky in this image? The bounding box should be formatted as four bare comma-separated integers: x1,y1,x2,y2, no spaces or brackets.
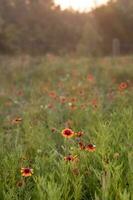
55,0,109,12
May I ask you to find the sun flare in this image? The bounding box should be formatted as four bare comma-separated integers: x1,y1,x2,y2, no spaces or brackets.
55,0,108,11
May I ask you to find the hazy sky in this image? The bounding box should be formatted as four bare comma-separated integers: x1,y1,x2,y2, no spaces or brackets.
55,0,108,11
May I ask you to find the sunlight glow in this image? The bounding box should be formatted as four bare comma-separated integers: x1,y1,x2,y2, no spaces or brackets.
55,0,108,11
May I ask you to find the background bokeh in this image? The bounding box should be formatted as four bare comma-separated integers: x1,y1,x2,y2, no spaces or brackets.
0,0,133,56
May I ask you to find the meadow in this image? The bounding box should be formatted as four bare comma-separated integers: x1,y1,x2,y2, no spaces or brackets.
0,55,133,200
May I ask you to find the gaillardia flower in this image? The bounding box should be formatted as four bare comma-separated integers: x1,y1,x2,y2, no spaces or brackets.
11,117,22,125
59,96,67,104
75,131,84,137
87,74,95,83
78,142,86,150
64,155,78,162
118,82,128,91
49,91,57,99
91,99,98,108
21,167,33,177
86,144,96,152
61,128,74,138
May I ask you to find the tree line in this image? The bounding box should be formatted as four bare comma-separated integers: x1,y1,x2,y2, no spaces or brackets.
0,0,133,55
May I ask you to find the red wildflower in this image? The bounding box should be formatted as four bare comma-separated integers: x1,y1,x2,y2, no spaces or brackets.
11,117,22,125
64,155,78,162
60,96,67,104
118,82,128,91
79,142,86,150
75,131,84,137
69,97,77,103
61,128,74,138
85,144,96,152
45,103,54,109
87,74,95,83
68,103,77,111
21,168,33,177
91,99,98,108
49,91,57,99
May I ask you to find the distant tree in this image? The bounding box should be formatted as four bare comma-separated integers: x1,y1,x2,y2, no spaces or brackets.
93,0,133,54
0,0,133,55
77,17,103,56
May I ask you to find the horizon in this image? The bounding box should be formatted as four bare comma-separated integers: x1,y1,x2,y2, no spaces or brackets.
54,0,109,12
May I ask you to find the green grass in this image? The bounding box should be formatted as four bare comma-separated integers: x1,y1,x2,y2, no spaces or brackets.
0,55,133,200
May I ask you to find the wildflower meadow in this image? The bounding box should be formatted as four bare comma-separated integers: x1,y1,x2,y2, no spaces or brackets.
0,55,133,200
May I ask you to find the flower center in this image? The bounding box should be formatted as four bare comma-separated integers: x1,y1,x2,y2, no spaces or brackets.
64,130,72,135
24,168,30,174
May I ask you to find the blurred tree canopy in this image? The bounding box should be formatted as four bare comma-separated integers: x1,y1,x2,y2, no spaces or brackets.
0,0,133,55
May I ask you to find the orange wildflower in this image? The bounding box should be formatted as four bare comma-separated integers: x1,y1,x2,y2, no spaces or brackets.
21,168,33,177
45,103,54,109
85,144,96,152
60,96,67,104
49,91,57,99
69,97,77,103
78,142,86,150
61,128,74,138
64,155,78,162
87,74,95,83
91,99,98,108
118,82,128,91
68,103,77,111
75,131,84,137
11,117,22,125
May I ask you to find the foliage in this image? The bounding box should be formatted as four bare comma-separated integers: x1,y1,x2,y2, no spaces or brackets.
0,0,133,55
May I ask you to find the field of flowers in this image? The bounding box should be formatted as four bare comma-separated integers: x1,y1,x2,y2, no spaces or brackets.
0,55,133,200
